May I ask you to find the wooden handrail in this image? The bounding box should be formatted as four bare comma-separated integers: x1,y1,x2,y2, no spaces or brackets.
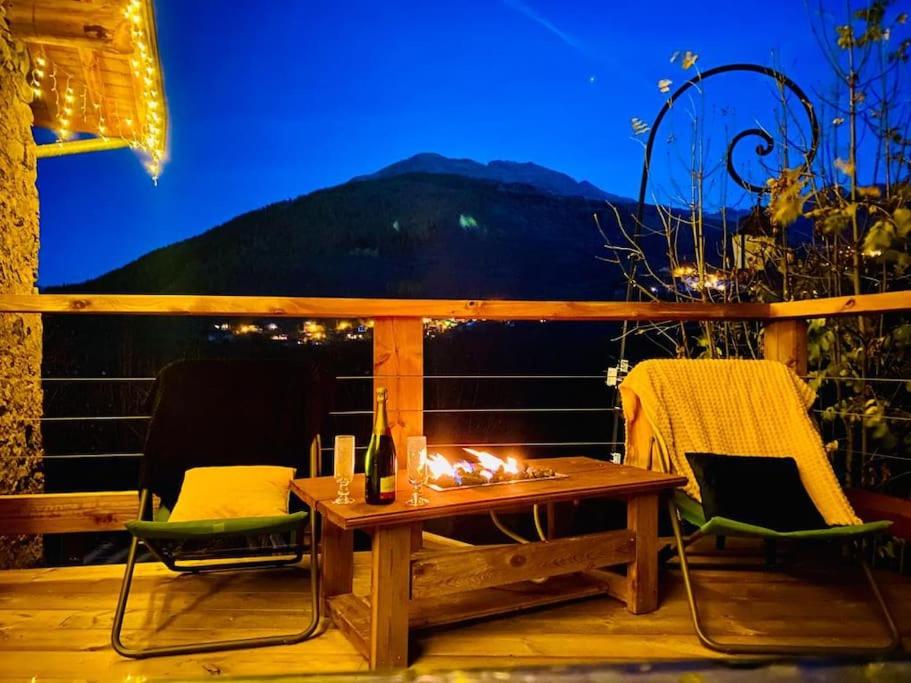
0,491,143,534
769,291,911,319
0,293,771,319
0,291,907,320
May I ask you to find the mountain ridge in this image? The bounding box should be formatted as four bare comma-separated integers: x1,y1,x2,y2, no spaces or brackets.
352,152,627,203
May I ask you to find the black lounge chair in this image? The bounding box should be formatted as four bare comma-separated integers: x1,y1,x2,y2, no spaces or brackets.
111,358,331,657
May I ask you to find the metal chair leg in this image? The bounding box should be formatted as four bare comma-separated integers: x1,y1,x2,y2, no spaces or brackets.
668,499,902,657
111,531,141,656
112,495,322,658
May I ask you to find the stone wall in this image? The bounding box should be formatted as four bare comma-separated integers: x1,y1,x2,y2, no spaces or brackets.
0,3,43,569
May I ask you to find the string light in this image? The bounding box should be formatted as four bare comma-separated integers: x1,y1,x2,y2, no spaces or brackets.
26,1,165,181
49,64,59,114
28,51,46,99
79,80,90,136
57,74,74,140
88,76,107,139
123,0,166,182
38,55,85,142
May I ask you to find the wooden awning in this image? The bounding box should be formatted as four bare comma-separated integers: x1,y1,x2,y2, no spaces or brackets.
7,0,167,178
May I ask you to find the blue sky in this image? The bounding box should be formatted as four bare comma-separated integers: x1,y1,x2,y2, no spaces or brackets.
35,0,889,285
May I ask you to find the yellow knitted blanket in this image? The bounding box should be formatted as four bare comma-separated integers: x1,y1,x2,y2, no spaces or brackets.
620,359,860,526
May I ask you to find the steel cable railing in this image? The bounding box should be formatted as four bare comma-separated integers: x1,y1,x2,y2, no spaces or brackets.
39,374,621,461
39,374,911,461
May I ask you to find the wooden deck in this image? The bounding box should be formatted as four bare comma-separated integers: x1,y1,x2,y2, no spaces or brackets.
0,542,909,681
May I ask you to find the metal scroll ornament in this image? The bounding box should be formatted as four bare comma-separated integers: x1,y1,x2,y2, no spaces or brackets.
611,63,821,450
636,62,820,219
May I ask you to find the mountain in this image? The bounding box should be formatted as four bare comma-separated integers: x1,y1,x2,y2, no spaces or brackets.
352,153,627,203
55,169,639,299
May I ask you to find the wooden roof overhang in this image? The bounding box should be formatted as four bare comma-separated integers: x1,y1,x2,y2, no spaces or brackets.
7,0,168,178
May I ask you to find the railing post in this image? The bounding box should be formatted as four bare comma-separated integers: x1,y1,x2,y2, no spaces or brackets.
763,319,808,376
373,318,424,466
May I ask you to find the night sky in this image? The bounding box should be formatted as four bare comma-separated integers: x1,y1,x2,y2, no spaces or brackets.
35,1,888,286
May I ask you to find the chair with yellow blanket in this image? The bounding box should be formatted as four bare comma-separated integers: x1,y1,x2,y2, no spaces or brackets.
621,358,900,655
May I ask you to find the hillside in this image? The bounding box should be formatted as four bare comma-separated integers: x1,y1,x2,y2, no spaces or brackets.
56,172,636,299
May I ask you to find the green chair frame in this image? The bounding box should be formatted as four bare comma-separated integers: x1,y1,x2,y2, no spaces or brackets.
667,489,901,656
111,440,323,658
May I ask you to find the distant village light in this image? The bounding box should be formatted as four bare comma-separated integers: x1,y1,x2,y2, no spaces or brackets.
207,317,466,346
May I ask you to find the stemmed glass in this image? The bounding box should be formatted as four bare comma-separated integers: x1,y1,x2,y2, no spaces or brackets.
333,435,355,504
406,435,429,507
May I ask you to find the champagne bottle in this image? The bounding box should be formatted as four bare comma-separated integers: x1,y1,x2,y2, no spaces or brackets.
365,388,397,504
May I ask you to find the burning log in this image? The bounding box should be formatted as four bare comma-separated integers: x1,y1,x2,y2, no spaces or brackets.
490,468,511,483
456,469,488,487
426,449,562,490
433,474,458,489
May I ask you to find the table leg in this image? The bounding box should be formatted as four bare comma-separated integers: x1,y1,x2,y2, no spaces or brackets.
545,501,576,539
321,515,353,607
369,524,411,670
410,522,423,552
546,503,556,540
627,493,658,614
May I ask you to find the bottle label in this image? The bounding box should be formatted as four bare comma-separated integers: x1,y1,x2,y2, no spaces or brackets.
380,476,396,493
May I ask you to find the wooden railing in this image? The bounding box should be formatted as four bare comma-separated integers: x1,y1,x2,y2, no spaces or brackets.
0,291,907,319
0,491,150,534
0,290,908,537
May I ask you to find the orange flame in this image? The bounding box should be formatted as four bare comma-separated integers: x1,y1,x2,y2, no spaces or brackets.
463,448,504,470
426,453,456,479
425,449,527,485
463,448,520,474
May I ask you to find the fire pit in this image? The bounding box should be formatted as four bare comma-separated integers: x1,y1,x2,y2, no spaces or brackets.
425,448,566,491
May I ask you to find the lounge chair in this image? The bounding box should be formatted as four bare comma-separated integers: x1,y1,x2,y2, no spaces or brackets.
621,358,901,656
111,358,330,657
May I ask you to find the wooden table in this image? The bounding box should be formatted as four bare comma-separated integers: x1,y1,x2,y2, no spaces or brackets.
291,456,686,670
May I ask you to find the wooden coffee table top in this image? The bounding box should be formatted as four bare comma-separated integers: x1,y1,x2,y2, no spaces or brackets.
291,456,686,530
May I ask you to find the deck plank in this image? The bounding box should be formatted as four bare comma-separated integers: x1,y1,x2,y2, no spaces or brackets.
0,546,908,679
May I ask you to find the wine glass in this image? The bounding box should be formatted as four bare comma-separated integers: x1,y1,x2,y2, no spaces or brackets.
333,435,355,504
406,435,429,507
